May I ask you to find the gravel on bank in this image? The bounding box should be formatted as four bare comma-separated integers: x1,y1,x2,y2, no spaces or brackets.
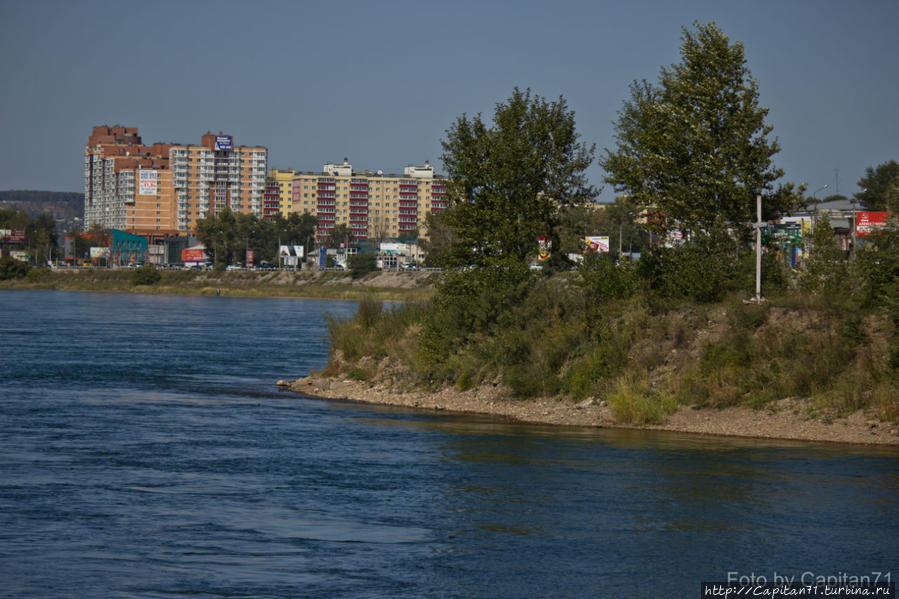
280,377,899,446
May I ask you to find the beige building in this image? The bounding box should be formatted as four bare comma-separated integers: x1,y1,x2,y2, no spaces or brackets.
170,133,267,231
289,159,447,241
84,126,177,237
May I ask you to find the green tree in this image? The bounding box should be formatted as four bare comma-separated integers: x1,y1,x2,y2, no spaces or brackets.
71,225,109,260
856,160,899,212
0,208,58,264
326,223,353,248
440,88,596,264
196,208,238,266
0,255,31,280
601,22,801,237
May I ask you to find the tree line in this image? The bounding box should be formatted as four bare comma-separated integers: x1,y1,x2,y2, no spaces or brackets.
426,22,895,269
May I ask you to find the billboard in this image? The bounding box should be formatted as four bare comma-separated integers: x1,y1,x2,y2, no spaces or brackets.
537,237,552,262
90,247,110,259
379,242,408,255
583,236,610,253
857,211,891,237
139,169,158,195
0,229,26,243
214,135,233,151
182,248,205,262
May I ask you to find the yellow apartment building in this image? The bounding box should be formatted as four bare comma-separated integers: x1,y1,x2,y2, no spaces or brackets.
289,159,447,241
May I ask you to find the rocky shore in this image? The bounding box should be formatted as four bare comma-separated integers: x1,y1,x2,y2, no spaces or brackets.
281,376,899,446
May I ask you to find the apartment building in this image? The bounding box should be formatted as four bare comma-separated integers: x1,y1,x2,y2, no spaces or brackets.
268,169,295,217
170,133,268,231
289,159,447,241
83,126,177,236
84,126,268,235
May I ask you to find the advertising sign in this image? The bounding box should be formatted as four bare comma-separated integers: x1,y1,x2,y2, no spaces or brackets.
0,229,26,243
245,250,254,265
537,237,552,262
856,211,891,237
379,242,408,255
583,236,610,253
182,248,205,262
10,250,29,262
765,223,802,247
139,169,158,196
89,247,110,259
214,136,233,151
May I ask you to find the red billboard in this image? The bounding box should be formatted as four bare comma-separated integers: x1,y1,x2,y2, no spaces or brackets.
0,229,26,243
857,211,891,237
181,248,205,262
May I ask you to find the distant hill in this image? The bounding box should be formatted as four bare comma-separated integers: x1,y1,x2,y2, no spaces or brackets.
0,190,83,231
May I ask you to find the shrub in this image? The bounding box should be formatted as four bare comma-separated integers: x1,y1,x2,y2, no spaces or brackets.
418,259,533,370
636,230,743,303
0,255,30,280
799,217,848,296
348,253,378,278
131,264,162,285
578,253,638,304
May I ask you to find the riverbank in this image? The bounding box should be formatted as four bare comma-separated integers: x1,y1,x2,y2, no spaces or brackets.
0,268,437,302
285,376,899,445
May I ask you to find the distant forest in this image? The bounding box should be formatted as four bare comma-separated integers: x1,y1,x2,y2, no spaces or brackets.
0,190,83,230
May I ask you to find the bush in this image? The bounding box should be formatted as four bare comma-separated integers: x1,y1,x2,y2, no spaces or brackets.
0,255,31,280
799,217,848,296
578,253,638,303
348,253,378,278
418,259,534,371
131,264,162,285
637,231,743,303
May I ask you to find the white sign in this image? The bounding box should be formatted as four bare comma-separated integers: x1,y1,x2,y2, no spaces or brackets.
584,236,610,253
139,169,158,196
380,242,408,255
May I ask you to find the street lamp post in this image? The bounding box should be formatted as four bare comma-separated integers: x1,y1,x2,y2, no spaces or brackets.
849,188,866,261
811,184,829,227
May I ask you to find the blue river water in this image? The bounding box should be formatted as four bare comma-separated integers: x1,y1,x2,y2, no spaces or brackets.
0,290,896,598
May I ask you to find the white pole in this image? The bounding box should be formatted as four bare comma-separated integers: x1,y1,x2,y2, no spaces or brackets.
756,194,762,303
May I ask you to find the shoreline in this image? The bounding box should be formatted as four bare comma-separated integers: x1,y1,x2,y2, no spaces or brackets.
0,269,437,302
284,376,899,446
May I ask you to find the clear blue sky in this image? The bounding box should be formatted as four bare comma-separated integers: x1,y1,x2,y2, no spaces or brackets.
1,0,896,202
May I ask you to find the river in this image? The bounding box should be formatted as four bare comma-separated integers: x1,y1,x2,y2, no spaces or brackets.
1,290,896,598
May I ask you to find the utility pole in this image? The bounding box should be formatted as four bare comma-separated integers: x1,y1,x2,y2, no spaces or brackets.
754,194,763,303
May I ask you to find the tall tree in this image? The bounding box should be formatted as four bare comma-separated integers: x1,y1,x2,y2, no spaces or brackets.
601,22,801,236
440,88,596,263
856,160,899,212
326,223,352,248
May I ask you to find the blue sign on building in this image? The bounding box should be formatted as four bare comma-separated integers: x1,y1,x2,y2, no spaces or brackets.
214,136,233,151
